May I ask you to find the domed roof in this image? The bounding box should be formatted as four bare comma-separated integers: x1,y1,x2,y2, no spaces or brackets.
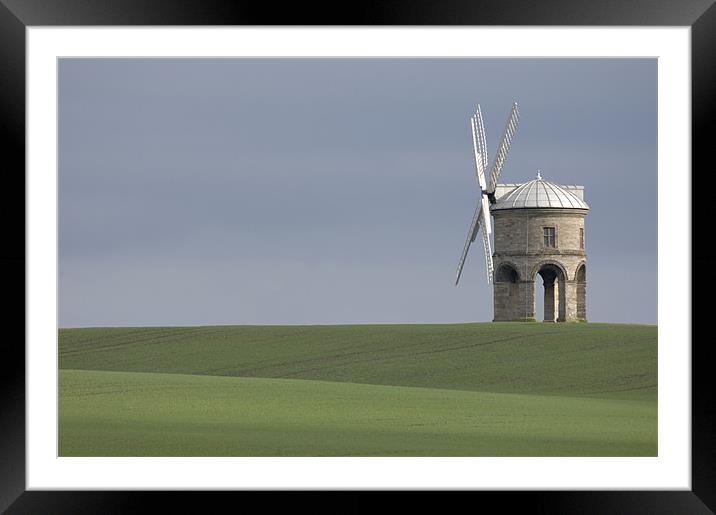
492,174,589,210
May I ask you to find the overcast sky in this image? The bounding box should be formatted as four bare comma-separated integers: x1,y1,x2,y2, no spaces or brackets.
59,58,657,327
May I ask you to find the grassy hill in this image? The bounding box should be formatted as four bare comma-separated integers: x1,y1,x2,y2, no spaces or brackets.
59,322,657,456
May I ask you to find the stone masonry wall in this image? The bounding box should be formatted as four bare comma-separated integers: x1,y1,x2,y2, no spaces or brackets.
492,208,587,322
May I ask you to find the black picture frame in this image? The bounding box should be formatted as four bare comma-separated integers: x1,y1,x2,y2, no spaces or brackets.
1,1,713,513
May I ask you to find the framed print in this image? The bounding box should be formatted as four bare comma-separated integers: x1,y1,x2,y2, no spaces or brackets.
2,0,714,513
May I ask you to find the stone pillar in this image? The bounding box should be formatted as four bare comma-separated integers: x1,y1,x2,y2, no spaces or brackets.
577,281,587,321
564,281,579,321
494,280,536,321
557,278,567,322
543,279,556,322
519,280,536,321
493,283,511,321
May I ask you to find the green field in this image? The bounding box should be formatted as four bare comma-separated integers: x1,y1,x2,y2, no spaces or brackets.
59,322,657,456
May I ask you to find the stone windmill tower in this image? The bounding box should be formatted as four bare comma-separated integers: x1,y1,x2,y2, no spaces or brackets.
455,102,588,322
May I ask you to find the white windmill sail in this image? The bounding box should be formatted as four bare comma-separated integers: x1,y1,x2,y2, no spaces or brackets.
455,199,484,285
487,101,520,192
455,101,520,287
480,215,494,282
474,105,488,178
470,112,492,238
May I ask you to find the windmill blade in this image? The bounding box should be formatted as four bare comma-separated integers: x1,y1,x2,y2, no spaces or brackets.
480,210,494,284
475,104,489,173
470,115,488,191
480,193,492,237
455,199,483,285
487,101,520,192
470,113,492,237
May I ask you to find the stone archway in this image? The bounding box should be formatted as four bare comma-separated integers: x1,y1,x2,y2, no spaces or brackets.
494,263,520,321
496,262,520,283
534,263,567,322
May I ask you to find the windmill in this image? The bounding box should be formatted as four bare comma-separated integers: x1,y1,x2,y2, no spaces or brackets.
455,101,520,286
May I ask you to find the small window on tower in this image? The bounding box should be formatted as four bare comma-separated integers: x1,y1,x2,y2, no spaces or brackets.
580,227,584,249
543,227,556,248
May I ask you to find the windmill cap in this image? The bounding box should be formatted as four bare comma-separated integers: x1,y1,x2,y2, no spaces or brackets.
492,177,589,210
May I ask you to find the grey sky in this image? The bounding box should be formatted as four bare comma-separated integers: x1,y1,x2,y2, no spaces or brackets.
59,58,657,327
